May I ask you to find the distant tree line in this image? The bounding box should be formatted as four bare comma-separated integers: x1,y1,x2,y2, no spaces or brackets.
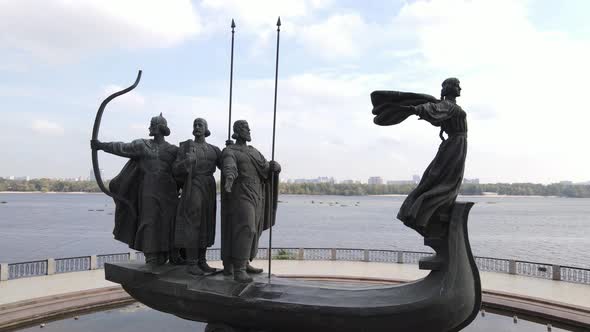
278,182,590,198
1,177,589,198
0,178,102,193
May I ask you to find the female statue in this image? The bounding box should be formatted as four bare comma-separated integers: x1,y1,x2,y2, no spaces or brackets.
371,78,467,236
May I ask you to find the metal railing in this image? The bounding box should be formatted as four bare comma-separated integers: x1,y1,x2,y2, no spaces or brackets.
97,253,131,269
7,259,47,279
1,248,589,285
475,256,511,274
55,256,91,273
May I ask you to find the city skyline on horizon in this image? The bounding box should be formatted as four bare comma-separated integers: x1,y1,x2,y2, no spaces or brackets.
2,172,588,186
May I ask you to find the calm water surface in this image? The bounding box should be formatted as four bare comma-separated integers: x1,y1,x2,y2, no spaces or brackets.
0,193,588,267
15,303,571,332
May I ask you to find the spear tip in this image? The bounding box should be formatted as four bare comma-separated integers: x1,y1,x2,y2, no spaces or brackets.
276,17,281,27
231,19,236,29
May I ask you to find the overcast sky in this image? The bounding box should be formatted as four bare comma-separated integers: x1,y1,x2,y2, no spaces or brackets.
0,0,588,184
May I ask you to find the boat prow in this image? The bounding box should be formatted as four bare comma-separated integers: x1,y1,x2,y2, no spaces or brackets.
105,202,480,332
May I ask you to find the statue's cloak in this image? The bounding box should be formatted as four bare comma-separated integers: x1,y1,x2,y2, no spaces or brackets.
108,160,140,247
220,144,278,261
371,91,438,125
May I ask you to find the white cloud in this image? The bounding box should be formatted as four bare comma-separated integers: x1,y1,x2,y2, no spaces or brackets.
198,0,334,53
31,120,65,136
384,0,590,183
298,14,368,59
0,0,201,63
200,0,331,28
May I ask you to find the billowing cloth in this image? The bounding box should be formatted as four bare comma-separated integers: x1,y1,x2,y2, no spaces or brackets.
371,91,438,126
220,144,278,261
173,139,221,249
397,100,468,235
106,139,179,253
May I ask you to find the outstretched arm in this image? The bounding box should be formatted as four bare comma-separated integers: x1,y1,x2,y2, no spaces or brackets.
414,101,457,125
91,139,145,159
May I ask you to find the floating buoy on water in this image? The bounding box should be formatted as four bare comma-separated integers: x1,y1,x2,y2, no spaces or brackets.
39,323,45,328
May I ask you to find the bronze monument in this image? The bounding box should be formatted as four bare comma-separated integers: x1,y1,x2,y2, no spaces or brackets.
173,118,221,275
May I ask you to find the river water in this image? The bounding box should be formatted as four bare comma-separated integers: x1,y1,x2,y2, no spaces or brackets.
0,193,588,267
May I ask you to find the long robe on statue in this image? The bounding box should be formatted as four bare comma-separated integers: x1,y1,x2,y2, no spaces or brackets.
106,139,179,253
220,144,278,262
401,100,467,235
372,91,467,236
173,140,221,249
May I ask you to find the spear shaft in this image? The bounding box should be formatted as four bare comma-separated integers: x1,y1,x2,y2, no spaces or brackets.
227,19,236,141
268,17,281,279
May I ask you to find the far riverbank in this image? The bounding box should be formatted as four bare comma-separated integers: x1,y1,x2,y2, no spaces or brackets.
2,177,590,197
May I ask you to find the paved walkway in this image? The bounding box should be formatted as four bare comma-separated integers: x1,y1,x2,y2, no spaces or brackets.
1,260,589,308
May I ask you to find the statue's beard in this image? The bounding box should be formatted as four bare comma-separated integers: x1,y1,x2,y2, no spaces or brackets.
193,130,204,137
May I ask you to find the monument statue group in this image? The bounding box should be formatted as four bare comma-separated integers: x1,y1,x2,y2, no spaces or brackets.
95,18,481,332
91,116,280,283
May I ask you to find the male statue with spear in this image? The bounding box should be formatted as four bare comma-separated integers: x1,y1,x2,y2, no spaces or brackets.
219,18,282,283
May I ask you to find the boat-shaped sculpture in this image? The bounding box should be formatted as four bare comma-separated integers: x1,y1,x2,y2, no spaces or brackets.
94,68,480,331
105,201,481,332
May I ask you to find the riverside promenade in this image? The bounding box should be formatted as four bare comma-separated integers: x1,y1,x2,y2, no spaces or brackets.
1,259,589,331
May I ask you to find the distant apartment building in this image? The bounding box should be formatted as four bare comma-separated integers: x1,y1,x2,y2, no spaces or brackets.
340,179,355,184
387,180,414,185
368,176,384,185
65,177,85,182
316,176,335,184
8,176,30,181
293,177,335,184
385,175,421,185
463,178,480,184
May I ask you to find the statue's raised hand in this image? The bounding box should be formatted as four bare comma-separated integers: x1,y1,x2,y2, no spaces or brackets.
269,161,281,173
